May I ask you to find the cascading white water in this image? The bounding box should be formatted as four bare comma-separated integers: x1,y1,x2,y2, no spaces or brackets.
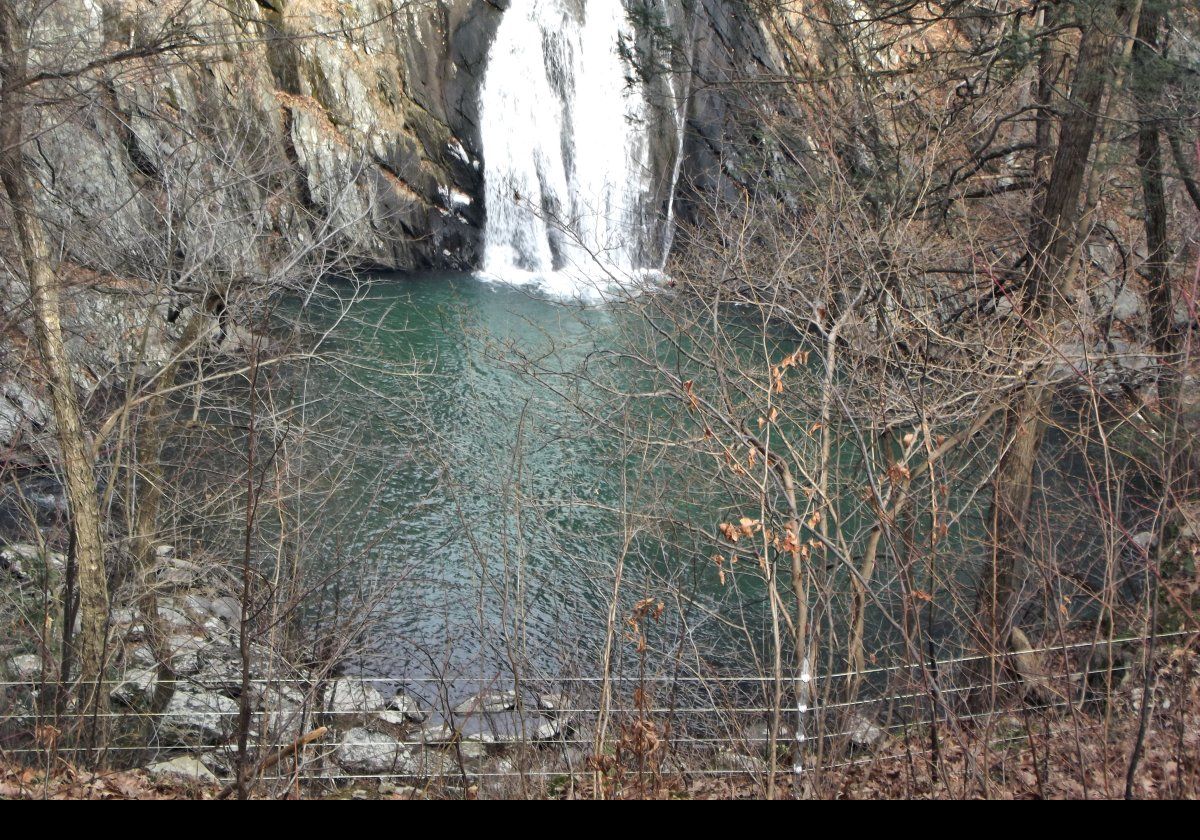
477,0,657,300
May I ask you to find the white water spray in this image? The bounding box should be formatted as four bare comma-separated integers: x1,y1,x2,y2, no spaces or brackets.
476,0,660,300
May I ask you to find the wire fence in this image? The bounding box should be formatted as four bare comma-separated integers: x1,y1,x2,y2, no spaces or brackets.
2,629,1191,796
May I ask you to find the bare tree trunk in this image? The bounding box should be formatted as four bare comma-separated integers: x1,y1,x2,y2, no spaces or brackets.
1032,3,1059,192
1133,6,1189,487
129,312,208,717
0,1,110,743
1165,125,1200,214
980,386,1049,651
979,6,1124,658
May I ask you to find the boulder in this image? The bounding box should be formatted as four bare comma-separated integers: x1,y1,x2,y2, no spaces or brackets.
111,667,157,707
199,750,235,779
462,729,498,746
250,709,307,744
406,747,459,779
454,737,488,761
714,749,768,774
187,644,246,696
533,717,565,741
0,546,26,581
155,558,206,590
378,781,421,798
326,678,387,719
158,601,198,631
335,727,411,774
846,712,885,748
111,607,140,630
0,544,65,578
409,721,455,745
208,596,241,627
537,692,568,713
159,690,239,745
5,653,42,683
167,634,206,676
1112,288,1144,322
125,645,156,669
747,720,794,746
388,691,428,723
126,604,199,642
374,709,410,731
182,594,215,619
189,641,283,699
456,708,546,745
146,755,218,784
454,689,516,716
1130,530,1156,554
261,681,307,709
257,689,310,741
199,615,226,639
181,593,241,630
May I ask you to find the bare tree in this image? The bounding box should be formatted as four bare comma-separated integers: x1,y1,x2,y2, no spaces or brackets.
1,0,112,733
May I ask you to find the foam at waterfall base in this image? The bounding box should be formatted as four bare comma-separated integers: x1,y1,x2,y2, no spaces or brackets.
476,267,608,303
474,263,669,304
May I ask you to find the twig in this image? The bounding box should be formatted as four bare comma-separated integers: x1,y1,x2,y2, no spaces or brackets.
215,727,328,800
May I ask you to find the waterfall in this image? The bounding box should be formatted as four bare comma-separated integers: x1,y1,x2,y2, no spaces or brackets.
476,0,659,300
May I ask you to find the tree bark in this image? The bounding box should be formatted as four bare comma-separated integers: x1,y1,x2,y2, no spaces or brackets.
129,311,207,719
1133,6,1189,488
0,1,110,741
0,3,111,744
979,5,1125,657
1165,124,1200,215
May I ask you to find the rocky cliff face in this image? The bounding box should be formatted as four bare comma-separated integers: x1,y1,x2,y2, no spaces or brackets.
1,0,781,453
26,0,505,275
18,0,777,276
21,0,778,279
672,0,790,219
